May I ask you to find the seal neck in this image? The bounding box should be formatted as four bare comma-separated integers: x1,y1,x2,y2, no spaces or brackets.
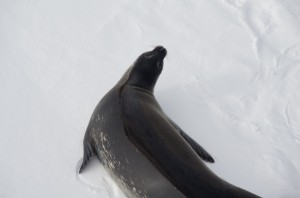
126,68,159,93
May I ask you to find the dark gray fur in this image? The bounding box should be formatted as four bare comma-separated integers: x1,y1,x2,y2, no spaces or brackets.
79,46,260,198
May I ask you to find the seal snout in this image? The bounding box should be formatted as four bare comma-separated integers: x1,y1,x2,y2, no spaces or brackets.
153,46,167,58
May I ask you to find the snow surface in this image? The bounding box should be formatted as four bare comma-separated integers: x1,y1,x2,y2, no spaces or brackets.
1,0,300,197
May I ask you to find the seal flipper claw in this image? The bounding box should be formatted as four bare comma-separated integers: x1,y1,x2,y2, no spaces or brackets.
168,118,215,163
180,133,215,163
79,136,96,173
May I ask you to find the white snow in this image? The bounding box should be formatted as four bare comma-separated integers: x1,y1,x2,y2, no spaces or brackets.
1,0,300,197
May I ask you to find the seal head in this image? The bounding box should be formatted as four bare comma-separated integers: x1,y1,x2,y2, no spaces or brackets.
127,46,167,93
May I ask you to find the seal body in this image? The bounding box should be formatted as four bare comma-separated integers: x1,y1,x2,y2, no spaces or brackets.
81,70,184,197
79,46,260,198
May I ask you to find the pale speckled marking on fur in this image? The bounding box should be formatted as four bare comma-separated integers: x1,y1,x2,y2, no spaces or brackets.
117,166,146,197
92,115,148,197
116,174,147,198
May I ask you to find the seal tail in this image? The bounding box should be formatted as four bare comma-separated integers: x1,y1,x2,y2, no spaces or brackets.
79,134,96,174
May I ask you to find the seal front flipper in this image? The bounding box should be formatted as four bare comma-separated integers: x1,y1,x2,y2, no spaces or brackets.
79,131,96,173
168,118,215,163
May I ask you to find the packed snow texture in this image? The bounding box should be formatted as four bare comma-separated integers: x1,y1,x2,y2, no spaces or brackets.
1,0,300,197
